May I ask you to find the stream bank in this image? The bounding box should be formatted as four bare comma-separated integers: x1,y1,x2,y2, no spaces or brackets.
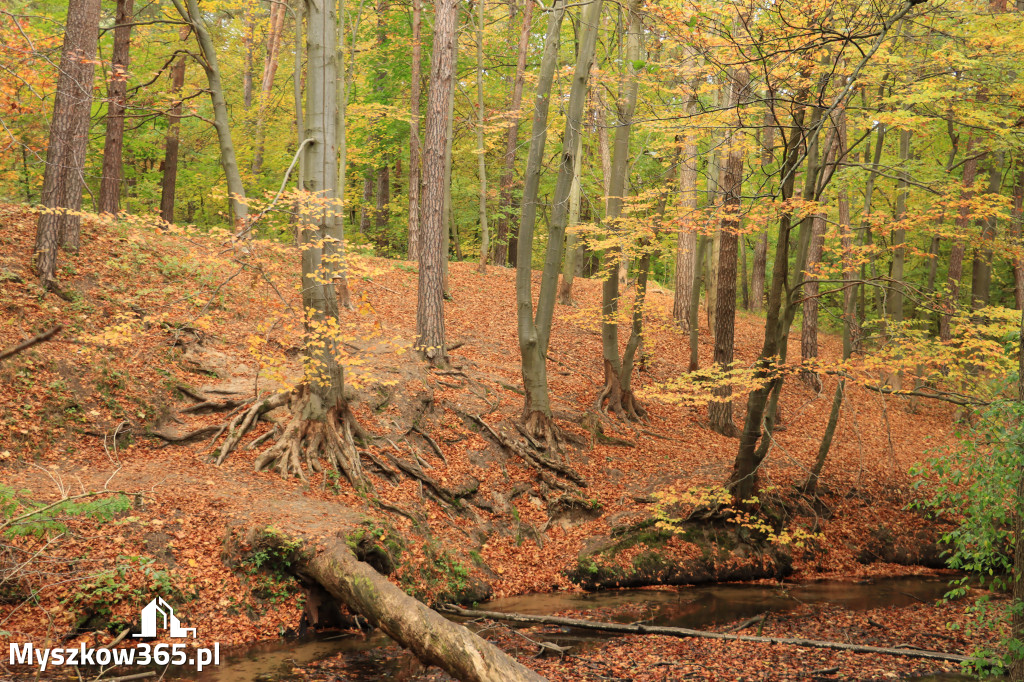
187,575,985,682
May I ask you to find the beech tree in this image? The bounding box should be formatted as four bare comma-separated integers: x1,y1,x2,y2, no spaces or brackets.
171,0,249,233
596,0,644,419
516,0,601,441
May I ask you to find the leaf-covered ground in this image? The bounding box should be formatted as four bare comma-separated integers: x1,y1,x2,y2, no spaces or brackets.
0,206,991,679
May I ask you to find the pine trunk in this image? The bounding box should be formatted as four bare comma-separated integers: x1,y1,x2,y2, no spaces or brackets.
98,0,134,214
34,0,101,283
708,69,746,437
416,0,459,367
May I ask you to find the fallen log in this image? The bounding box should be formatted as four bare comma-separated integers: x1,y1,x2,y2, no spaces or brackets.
305,537,547,682
438,605,967,664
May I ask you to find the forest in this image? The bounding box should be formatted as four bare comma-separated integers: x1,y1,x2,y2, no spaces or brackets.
2,0,1024,679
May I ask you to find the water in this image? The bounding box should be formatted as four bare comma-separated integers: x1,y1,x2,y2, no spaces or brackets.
191,576,964,681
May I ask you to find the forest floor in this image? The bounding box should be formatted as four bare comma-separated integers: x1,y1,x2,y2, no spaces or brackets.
0,205,1000,680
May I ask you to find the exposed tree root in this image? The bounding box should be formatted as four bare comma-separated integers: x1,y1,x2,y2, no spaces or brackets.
595,362,647,421
212,387,366,489
151,424,222,444
461,409,586,488
181,398,246,414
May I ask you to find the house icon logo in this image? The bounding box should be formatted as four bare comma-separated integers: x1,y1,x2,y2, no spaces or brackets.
133,597,196,639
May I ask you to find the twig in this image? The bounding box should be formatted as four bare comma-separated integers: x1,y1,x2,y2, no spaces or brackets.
0,324,62,362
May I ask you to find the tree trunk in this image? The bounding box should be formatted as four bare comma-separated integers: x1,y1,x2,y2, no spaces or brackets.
172,0,248,232
517,0,600,440
708,68,746,437
862,118,886,320
494,0,533,267
803,114,856,494
251,1,288,173
887,128,912,324
242,6,255,110
160,28,189,225
416,0,458,367
34,0,101,284
475,0,489,273
359,175,374,234
557,132,585,304
940,139,978,341
729,89,807,502
673,125,700,327
98,0,134,215
1013,305,1024,682
441,36,457,293
1013,165,1024,310
408,0,423,261
971,153,1002,309
334,0,353,310
305,538,545,682
597,0,643,419
376,165,391,232
749,110,774,313
688,234,708,372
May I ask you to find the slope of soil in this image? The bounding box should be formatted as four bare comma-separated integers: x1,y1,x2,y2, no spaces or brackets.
0,205,966,668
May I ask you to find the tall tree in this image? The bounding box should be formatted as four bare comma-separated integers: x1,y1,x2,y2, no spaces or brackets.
408,0,423,261
98,0,134,214
34,0,102,285
159,27,189,225
251,1,288,173
597,0,644,419
416,0,459,367
475,0,489,273
493,0,533,267
171,0,249,233
708,68,747,437
516,0,601,440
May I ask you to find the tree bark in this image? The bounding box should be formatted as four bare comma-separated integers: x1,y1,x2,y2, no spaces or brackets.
306,539,546,682
1013,164,1024,310
494,0,533,267
516,0,601,440
172,0,249,232
334,0,353,310
971,152,1002,310
673,123,700,327
708,68,746,437
416,0,459,367
729,87,807,502
98,0,134,215
251,1,288,173
34,0,101,284
940,139,978,341
408,0,423,261
159,30,189,225
750,108,774,313
557,132,585,305
597,0,643,419
475,0,489,273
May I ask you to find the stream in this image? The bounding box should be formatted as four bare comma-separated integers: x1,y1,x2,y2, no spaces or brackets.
180,576,975,681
